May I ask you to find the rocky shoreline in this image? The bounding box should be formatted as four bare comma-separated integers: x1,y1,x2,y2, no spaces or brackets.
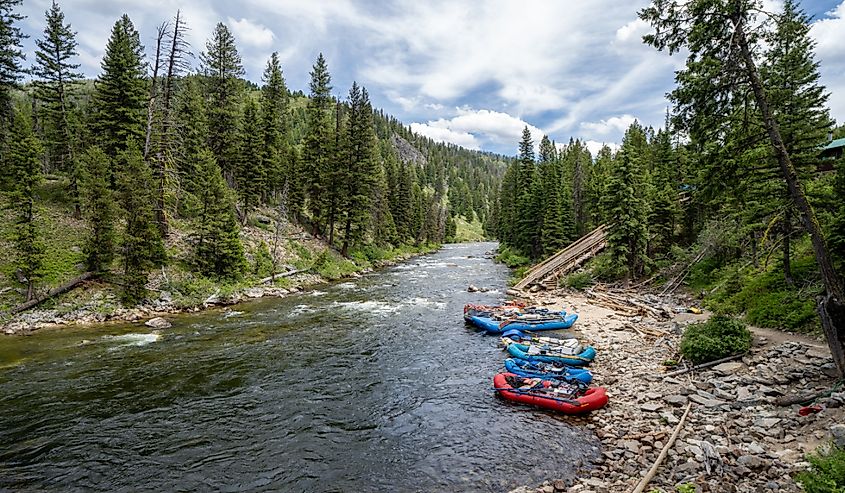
1,254,420,336
509,290,844,493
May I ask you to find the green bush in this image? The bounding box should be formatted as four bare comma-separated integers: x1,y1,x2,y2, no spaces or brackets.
795,445,845,493
680,315,752,365
312,249,358,280
495,246,531,268
564,271,593,290
589,251,627,280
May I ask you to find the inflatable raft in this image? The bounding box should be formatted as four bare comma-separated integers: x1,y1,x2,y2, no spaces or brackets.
466,312,578,334
506,340,596,366
504,358,593,384
493,373,608,414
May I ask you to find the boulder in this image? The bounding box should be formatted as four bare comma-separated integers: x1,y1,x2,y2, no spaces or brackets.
713,361,745,375
244,287,264,298
831,424,845,449
144,317,171,329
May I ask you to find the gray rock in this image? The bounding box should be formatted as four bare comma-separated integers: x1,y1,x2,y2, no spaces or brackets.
144,317,171,329
689,394,725,408
244,287,264,298
664,394,688,407
713,361,745,375
641,402,662,412
737,455,769,469
831,424,845,449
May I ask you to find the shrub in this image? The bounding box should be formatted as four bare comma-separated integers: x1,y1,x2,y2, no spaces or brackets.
564,271,593,290
495,246,531,268
680,315,752,365
795,445,845,493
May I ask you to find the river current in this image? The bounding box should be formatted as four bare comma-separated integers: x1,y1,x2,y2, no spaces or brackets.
0,242,599,492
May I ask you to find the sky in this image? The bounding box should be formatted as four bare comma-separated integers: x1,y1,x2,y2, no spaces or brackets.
14,0,845,156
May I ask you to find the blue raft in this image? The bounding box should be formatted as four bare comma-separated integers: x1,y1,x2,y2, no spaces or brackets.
504,358,593,384
506,341,596,367
467,312,578,334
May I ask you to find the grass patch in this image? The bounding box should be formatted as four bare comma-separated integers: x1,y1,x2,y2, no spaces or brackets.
495,246,531,268
312,249,359,281
795,445,845,493
680,315,752,365
452,215,486,242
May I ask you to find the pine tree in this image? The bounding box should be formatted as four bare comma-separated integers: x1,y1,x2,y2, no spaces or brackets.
237,98,264,222
117,141,165,304
340,83,378,256
395,163,414,241
6,107,43,301
601,122,649,282
32,0,82,174
647,128,679,256
175,76,208,196
79,146,115,273
515,127,539,256
92,15,146,163
302,53,333,235
0,0,25,121
201,22,244,183
538,135,567,255
194,148,246,280
261,52,290,199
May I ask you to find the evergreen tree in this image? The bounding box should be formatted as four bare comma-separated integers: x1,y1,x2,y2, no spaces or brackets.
340,83,378,256
395,163,414,241
302,53,333,234
201,22,244,182
6,107,43,301
175,76,208,196
194,148,246,280
538,136,567,255
261,52,290,198
0,0,25,120
237,98,264,222
515,127,539,256
601,122,650,282
79,146,115,273
32,0,82,174
92,14,146,162
117,141,165,304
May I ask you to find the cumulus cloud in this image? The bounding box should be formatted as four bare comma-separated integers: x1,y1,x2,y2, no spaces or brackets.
812,1,845,124
580,114,638,136
411,108,545,152
410,123,480,150
228,17,275,48
584,140,621,156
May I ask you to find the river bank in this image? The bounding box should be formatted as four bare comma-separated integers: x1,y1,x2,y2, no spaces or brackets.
508,289,844,493
1,246,434,336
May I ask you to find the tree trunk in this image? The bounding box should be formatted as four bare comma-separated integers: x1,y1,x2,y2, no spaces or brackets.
736,20,845,376
341,217,351,257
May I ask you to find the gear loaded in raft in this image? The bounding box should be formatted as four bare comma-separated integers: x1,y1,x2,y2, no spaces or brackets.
463,303,578,334
493,373,608,414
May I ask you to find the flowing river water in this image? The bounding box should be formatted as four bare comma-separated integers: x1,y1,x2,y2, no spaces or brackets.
0,242,600,492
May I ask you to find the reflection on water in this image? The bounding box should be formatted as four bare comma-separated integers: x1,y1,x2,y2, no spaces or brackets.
0,242,599,492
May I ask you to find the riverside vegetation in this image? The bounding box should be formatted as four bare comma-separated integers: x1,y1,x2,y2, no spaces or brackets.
0,1,506,329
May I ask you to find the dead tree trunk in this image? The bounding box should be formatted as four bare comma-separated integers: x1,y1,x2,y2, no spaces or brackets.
8,272,95,315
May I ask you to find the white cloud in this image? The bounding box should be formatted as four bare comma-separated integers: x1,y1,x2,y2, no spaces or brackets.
227,17,275,48
615,18,649,43
812,1,845,124
410,123,480,149
584,140,620,156
580,114,638,135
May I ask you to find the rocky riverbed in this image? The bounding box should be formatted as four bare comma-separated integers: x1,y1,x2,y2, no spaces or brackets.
509,290,844,493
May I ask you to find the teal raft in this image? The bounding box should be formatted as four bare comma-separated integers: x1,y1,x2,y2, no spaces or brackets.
467,312,578,334
506,340,596,367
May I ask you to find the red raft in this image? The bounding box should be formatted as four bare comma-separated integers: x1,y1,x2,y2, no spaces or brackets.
493,373,608,415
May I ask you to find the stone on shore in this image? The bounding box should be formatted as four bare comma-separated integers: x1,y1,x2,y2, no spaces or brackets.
144,317,171,329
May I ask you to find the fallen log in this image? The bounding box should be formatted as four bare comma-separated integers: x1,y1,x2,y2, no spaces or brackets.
662,354,745,378
259,268,305,284
6,272,95,315
631,402,692,493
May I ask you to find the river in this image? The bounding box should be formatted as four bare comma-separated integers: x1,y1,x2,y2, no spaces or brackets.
0,242,600,492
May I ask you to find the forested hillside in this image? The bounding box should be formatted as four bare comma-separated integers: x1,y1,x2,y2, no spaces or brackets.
0,2,505,311
492,0,845,341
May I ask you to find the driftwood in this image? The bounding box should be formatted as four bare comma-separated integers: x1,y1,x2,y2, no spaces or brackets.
631,402,692,493
775,390,831,407
660,249,708,296
6,272,95,315
662,354,744,378
259,269,305,284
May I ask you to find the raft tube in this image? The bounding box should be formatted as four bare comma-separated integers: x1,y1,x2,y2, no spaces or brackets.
504,358,593,384
506,341,596,366
493,372,608,415
467,313,578,334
